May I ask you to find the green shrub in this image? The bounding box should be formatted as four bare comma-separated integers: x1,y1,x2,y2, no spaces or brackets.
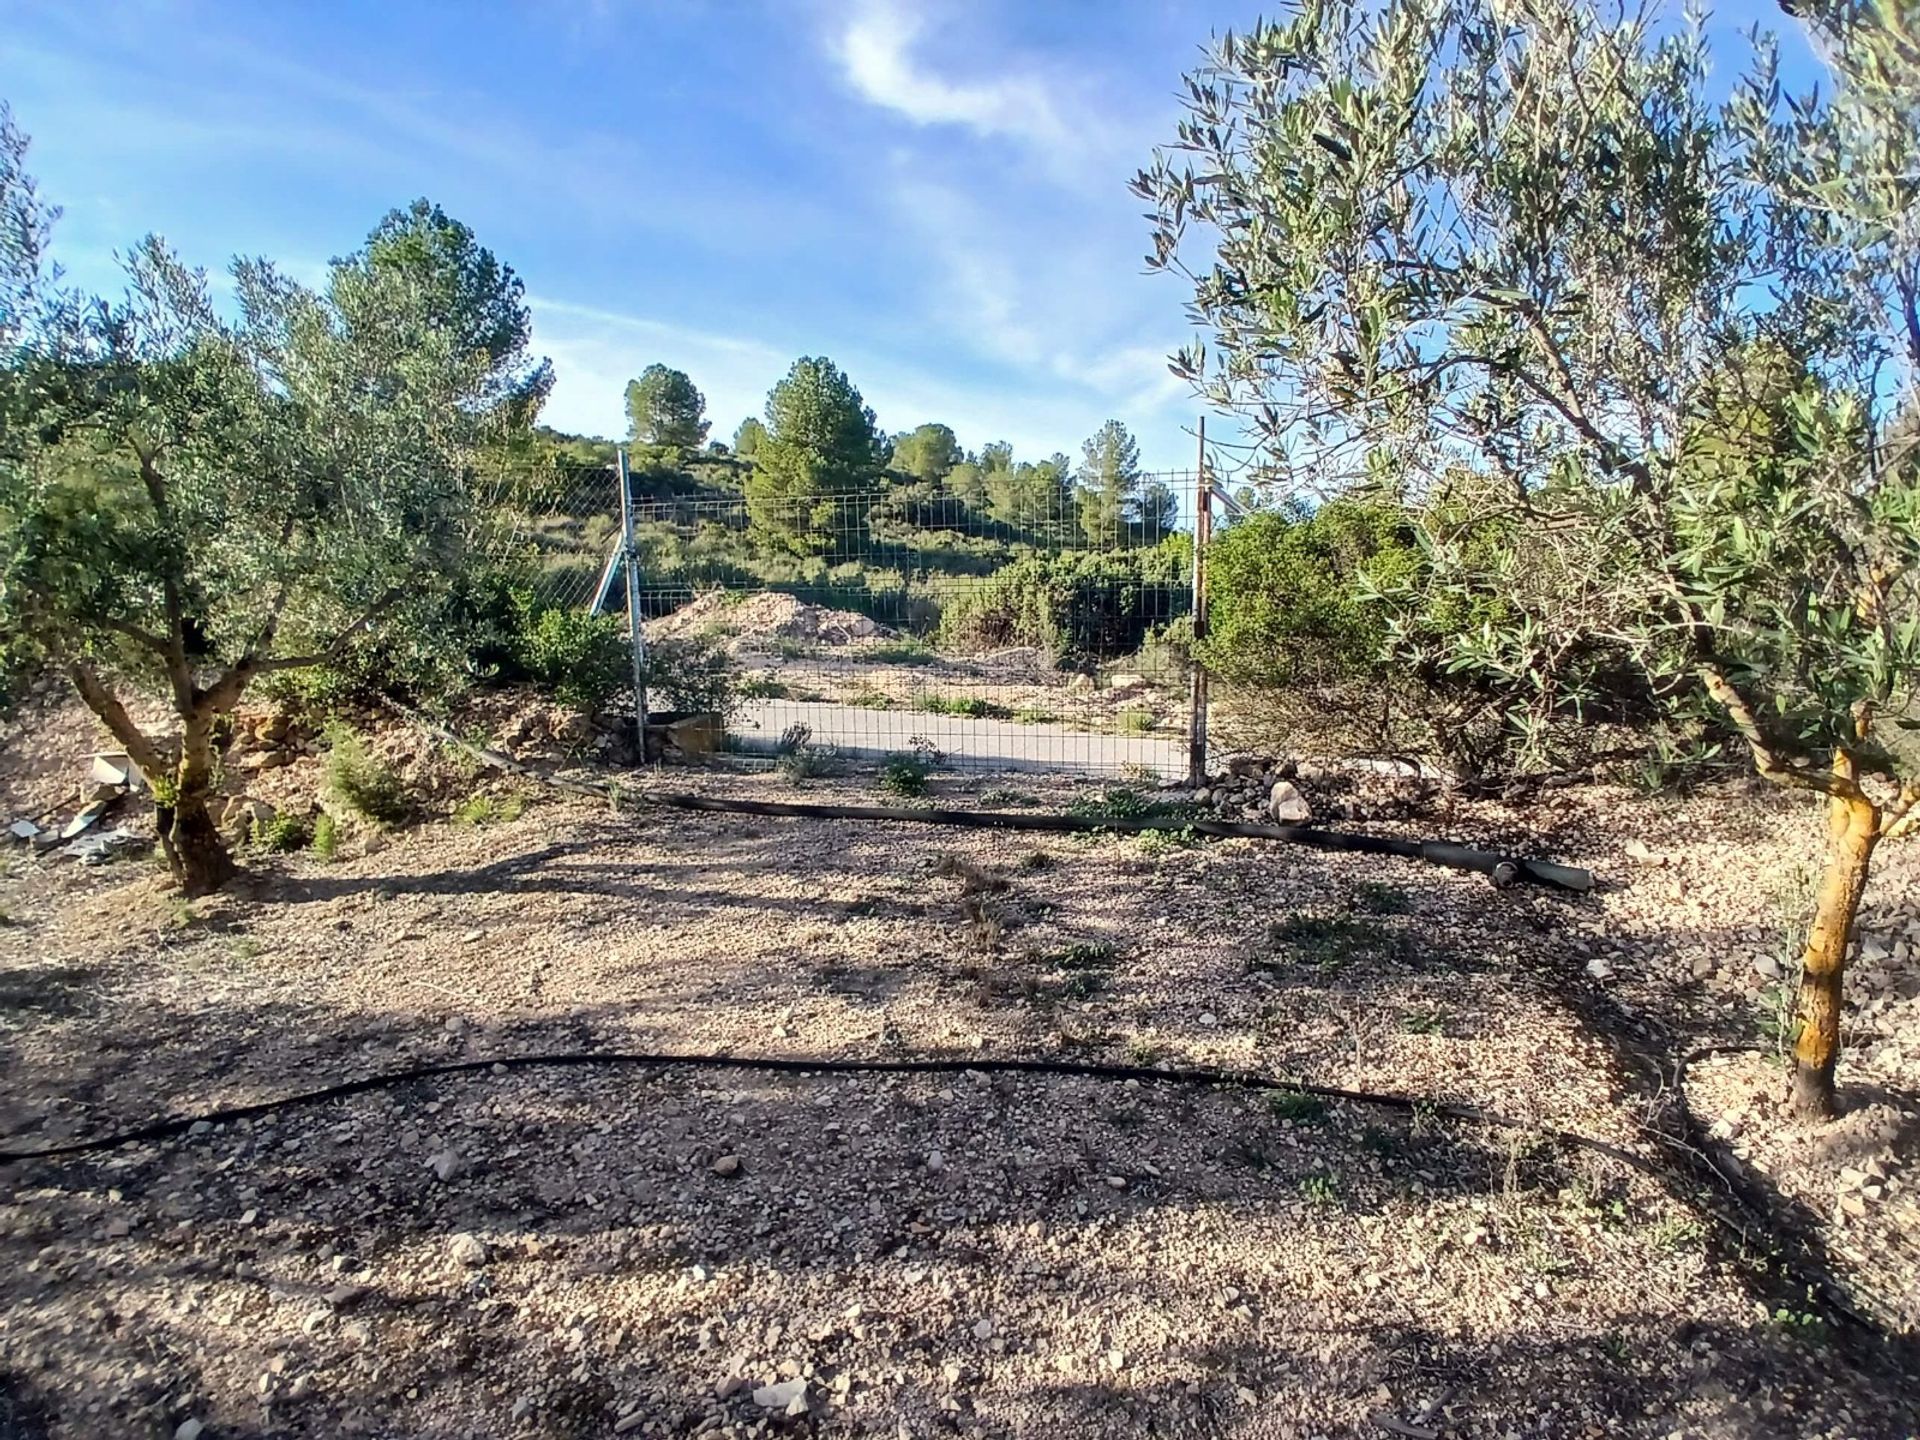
454,793,526,826
1199,500,1422,689
513,601,630,711
869,637,938,665
916,694,1010,719
937,542,1190,661
1118,708,1156,734
879,751,933,797
311,813,339,859
642,634,743,721
249,812,312,853
322,723,411,825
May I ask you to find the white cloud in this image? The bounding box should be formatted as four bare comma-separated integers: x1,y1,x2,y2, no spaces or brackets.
828,0,1158,187
878,175,1193,437
834,2,1076,152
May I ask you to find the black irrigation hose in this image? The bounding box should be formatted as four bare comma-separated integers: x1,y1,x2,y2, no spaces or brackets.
639,792,1597,894
0,1049,1654,1174
373,694,1595,892
13,1045,1903,1355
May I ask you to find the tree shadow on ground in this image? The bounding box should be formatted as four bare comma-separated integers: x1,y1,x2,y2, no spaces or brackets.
3,799,1918,1436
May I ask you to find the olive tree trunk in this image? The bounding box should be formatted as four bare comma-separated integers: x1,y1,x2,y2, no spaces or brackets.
66,661,239,896
1790,789,1879,1120
163,712,236,897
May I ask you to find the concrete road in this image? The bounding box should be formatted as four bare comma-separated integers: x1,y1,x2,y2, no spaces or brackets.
732,698,1187,778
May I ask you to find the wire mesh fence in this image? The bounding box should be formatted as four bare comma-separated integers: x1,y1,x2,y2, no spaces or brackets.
481,455,1210,779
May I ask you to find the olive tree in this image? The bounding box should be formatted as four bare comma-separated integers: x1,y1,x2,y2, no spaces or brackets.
1134,0,1919,1118
0,115,548,894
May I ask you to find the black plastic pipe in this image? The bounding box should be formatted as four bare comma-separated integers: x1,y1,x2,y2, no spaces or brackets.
639,792,1594,893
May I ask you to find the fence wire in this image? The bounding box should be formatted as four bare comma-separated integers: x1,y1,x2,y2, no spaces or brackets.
481,457,1209,779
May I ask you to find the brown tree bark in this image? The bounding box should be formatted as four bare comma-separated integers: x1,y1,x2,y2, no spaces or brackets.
166,711,235,896
1791,787,1880,1120
67,662,238,896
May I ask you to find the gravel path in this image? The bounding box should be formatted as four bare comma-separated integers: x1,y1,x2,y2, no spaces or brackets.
731,699,1188,777
1,704,1916,1438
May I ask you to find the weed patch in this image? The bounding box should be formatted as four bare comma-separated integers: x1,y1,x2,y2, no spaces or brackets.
916,694,1012,720
1255,914,1402,972
249,812,312,853
880,750,933,798
323,723,410,826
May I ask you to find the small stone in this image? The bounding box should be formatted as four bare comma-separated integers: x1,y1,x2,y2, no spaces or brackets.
174,1422,205,1440
448,1232,487,1267
711,1154,741,1177
1107,1348,1125,1372
613,1408,647,1433
1268,781,1312,825
427,1149,465,1183
1584,958,1615,981
325,1283,369,1307
751,1379,807,1411
972,1318,994,1340
1753,954,1783,981
188,1120,213,1137
1106,1175,1128,1191
461,929,483,944
925,1150,945,1173
1198,1011,1219,1027
105,1217,130,1239
510,1395,533,1420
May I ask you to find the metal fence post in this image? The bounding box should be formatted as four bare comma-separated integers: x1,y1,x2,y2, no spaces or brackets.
616,449,649,755
1187,418,1212,788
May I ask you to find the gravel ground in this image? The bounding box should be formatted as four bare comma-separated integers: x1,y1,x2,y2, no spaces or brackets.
1,691,1917,1439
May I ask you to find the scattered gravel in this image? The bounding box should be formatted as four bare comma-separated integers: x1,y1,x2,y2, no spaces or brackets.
2,693,1917,1437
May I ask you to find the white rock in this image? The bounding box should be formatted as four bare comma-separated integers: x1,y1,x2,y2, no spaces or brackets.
1584,958,1615,981
448,1232,487,1267
427,1149,465,1183
1268,781,1312,825
752,1378,807,1411
972,1318,994,1340
1752,954,1783,981
174,1422,205,1440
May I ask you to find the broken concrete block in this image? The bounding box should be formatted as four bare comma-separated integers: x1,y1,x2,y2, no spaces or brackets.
89,752,143,790
59,828,147,864
59,800,111,841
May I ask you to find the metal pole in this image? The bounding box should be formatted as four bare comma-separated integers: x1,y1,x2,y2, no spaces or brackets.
1187,418,1212,788
616,449,649,754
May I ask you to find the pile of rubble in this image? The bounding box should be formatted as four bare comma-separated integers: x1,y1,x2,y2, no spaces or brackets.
7,751,152,865
1183,753,1435,826
650,591,888,652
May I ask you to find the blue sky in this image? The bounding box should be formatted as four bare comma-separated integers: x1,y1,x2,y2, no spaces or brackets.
3,0,1820,473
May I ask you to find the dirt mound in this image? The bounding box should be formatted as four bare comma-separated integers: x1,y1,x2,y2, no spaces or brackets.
650,591,889,649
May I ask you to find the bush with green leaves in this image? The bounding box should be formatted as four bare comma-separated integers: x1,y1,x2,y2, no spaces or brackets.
512,602,630,712
1200,501,1421,688
642,634,743,722
249,812,313,853
879,751,933,798
938,542,1189,661
322,723,411,826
